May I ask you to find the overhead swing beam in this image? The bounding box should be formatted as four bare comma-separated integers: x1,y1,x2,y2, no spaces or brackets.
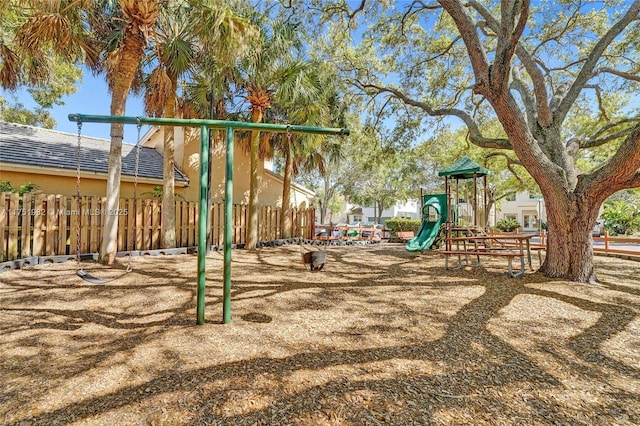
68,113,349,325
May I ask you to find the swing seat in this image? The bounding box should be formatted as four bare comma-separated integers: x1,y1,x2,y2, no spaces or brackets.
76,267,131,284
301,250,326,272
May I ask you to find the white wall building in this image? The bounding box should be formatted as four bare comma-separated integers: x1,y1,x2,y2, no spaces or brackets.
492,191,546,232
346,199,421,224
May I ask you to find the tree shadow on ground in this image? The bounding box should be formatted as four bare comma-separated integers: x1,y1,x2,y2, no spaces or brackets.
0,245,638,425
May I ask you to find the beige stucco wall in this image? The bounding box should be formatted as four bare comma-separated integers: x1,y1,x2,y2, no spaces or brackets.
0,165,169,199
1,125,315,206
145,127,314,207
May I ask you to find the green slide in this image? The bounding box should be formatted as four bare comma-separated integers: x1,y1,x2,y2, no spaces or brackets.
405,194,447,252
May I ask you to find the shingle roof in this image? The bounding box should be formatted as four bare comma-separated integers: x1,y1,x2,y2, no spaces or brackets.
0,121,188,182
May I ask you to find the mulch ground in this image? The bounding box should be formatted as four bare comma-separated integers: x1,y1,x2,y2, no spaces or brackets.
1,243,639,425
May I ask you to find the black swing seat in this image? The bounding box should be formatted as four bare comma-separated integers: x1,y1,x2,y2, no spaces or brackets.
76,267,131,284
302,250,326,272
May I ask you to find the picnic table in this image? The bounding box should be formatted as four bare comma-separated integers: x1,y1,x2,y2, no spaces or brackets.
441,233,535,277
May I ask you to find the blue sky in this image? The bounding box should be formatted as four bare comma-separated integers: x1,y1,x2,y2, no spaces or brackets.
7,71,148,142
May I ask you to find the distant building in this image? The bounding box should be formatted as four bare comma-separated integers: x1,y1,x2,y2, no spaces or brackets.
344,199,421,225
492,191,546,232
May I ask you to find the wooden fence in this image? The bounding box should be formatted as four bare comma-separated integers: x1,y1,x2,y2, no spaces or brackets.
0,192,314,262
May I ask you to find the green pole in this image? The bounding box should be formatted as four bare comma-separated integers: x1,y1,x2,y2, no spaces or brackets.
223,127,234,323
68,114,349,136
197,125,209,325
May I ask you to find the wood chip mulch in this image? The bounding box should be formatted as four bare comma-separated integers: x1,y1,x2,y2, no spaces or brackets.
0,244,638,425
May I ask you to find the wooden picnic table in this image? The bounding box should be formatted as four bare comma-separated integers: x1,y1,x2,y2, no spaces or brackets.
441,233,536,277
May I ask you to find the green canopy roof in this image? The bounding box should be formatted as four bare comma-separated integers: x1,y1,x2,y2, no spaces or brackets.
438,156,492,179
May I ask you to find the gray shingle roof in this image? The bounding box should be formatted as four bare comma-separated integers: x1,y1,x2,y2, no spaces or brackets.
0,121,188,182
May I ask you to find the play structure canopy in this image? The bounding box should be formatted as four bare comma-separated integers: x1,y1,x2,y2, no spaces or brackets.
437,156,491,180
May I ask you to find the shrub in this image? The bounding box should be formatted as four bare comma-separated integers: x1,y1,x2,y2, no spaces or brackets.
0,181,15,193
496,217,520,232
384,217,421,235
602,200,640,236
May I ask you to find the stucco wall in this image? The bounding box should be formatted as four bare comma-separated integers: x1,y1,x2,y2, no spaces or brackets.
0,166,166,199
146,127,313,207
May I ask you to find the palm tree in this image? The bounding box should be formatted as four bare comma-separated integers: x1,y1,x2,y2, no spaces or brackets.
0,1,98,92
143,1,196,249
270,64,346,238
144,0,255,249
237,18,311,250
89,0,159,264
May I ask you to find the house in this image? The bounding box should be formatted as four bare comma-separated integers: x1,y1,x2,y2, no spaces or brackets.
0,121,314,207
346,199,421,224
0,120,188,198
140,126,314,207
493,191,546,232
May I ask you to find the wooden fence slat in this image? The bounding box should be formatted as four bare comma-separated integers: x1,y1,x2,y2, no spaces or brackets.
89,197,100,253
187,201,195,246
1,192,316,261
20,193,32,258
58,196,68,254
117,198,126,252
152,199,161,249
79,197,87,253
45,194,56,255
0,193,7,260
32,194,45,256
7,192,20,259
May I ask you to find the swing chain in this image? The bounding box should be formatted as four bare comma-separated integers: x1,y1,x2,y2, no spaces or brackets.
125,119,143,271
75,121,82,264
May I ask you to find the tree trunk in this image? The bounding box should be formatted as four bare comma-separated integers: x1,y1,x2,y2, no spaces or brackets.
280,149,293,238
246,108,263,250
100,51,143,264
539,194,601,283
101,120,124,265
162,75,177,249
376,200,383,224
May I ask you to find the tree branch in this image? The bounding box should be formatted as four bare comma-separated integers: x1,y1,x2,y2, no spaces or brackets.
554,1,640,124
594,67,640,83
490,0,529,93
578,123,640,197
469,0,552,126
484,152,525,187
356,80,512,149
437,0,491,93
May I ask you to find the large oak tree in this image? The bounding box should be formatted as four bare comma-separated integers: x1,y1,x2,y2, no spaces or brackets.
311,0,640,283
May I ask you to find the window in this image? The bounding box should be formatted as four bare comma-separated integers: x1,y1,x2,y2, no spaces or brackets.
422,205,440,222
523,214,538,229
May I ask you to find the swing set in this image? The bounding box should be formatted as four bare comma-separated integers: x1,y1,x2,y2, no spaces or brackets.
68,113,349,325
73,119,143,284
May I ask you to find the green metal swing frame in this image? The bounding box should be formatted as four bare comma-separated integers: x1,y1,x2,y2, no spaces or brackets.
68,113,349,325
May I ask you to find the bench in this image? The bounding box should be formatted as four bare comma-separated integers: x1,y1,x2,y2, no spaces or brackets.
440,249,526,278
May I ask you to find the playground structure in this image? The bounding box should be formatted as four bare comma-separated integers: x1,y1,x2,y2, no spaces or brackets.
313,223,386,242
68,114,349,325
405,193,448,252
406,157,541,277
406,156,491,252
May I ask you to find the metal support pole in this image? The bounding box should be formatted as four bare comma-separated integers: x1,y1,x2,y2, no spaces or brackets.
473,172,478,227
197,125,209,325
223,127,234,324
